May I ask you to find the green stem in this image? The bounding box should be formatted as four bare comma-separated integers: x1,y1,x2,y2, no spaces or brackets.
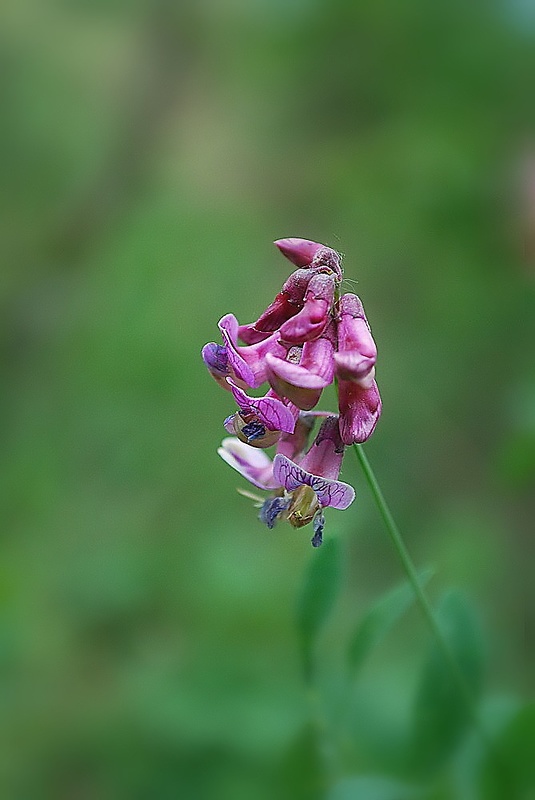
353,444,493,751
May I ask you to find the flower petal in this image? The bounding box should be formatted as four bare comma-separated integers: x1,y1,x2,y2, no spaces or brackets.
218,438,277,489
227,379,296,433
274,238,324,266
265,328,335,410
338,378,382,445
334,293,377,385
272,454,355,510
218,314,287,388
279,273,335,344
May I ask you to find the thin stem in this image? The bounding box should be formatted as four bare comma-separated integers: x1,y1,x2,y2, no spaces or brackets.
352,444,493,751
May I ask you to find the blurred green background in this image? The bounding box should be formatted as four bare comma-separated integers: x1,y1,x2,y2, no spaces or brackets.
1,0,534,797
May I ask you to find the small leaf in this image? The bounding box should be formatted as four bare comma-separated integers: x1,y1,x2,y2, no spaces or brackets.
410,589,484,777
347,568,434,677
328,775,421,800
479,702,535,800
296,537,342,680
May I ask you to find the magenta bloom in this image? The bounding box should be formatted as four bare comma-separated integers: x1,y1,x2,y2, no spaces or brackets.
202,237,382,545
279,272,336,344
334,293,377,386
265,322,336,411
219,415,354,547
223,379,297,448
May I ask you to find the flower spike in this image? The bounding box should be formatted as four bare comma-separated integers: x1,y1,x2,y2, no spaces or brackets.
203,236,381,546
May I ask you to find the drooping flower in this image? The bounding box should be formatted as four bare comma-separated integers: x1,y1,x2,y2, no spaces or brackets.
219,415,354,547
338,378,382,445
262,416,354,547
334,293,377,387
202,236,382,546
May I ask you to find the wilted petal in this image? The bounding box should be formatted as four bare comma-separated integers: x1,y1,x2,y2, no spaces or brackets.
311,246,343,280
227,379,296,434
279,273,336,344
334,293,377,386
338,378,382,445
218,438,278,489
273,453,355,510
218,314,287,388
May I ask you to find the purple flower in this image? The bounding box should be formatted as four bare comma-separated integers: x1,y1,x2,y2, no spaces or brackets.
219,415,354,547
201,342,231,390
279,272,336,344
203,236,383,546
265,322,336,410
223,379,297,448
218,313,288,388
238,268,318,343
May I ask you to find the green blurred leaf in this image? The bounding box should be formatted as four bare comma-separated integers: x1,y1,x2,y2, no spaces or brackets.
328,775,421,800
480,703,535,800
276,722,326,800
296,537,342,680
410,589,484,777
347,568,433,677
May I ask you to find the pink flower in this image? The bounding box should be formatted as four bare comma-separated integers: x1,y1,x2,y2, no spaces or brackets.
219,416,354,547
202,236,383,544
223,379,297,448
265,322,336,411
279,272,336,344
338,378,382,445
334,293,377,387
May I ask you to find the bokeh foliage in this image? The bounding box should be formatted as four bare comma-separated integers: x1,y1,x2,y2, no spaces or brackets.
1,0,534,797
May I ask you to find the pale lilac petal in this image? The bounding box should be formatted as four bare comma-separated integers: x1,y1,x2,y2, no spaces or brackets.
273,454,355,510
227,379,296,433
279,273,335,344
218,438,278,489
338,378,382,445
309,475,355,510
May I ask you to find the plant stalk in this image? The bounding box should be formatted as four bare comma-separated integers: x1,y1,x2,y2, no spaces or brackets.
353,443,494,752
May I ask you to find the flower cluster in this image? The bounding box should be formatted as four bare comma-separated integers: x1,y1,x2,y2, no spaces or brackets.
202,237,381,546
